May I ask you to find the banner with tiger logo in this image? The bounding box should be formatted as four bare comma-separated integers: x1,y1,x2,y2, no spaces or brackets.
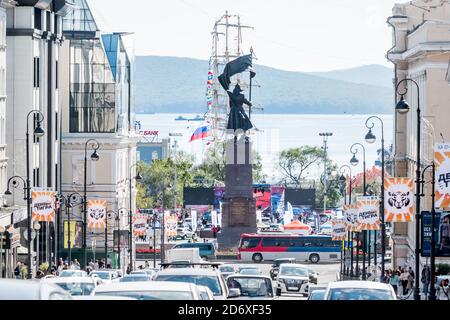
31,188,56,222
356,196,381,230
343,204,360,232
164,211,178,237
331,219,347,240
435,143,450,209
384,177,414,222
132,214,148,236
87,200,107,229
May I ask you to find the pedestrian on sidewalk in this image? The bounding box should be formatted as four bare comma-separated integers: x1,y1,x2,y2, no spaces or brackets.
14,262,22,279
390,270,400,295
400,269,409,295
421,266,431,299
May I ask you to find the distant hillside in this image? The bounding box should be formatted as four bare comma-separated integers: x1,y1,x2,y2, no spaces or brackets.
134,56,393,114
309,64,393,88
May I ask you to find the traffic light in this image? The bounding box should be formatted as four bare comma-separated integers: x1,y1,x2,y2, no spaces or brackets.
0,231,11,249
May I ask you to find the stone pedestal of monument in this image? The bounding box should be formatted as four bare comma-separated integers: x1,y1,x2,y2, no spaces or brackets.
218,138,257,250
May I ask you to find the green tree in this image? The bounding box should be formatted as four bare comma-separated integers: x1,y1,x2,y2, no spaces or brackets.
278,146,324,188
189,140,266,186
315,161,344,209
136,153,194,209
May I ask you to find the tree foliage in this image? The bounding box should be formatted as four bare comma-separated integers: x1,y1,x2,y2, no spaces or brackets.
136,140,266,209
278,146,324,187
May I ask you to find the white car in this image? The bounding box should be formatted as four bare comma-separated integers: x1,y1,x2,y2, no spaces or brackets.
324,281,397,300
276,264,310,297
58,270,88,278
94,281,204,300
197,285,215,300
90,270,117,284
42,277,97,296
0,279,72,300
155,267,232,300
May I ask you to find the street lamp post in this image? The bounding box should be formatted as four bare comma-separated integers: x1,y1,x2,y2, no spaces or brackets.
56,193,83,266
365,116,386,281
340,165,353,278
128,164,142,271
350,142,367,279
395,78,421,300
5,110,45,279
319,133,333,213
83,139,100,269
420,163,436,300
113,208,128,270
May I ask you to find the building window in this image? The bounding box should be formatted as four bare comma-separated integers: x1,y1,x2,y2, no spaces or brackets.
69,39,116,133
33,57,40,88
55,61,58,89
34,8,42,30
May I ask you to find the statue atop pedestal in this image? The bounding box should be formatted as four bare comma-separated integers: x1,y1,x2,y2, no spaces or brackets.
216,54,258,250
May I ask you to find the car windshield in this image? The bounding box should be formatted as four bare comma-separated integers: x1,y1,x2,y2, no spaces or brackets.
156,275,222,296
55,282,95,296
227,277,273,297
120,276,150,282
220,266,235,273
91,272,110,280
328,288,394,300
59,271,83,277
95,291,193,300
309,290,325,300
279,266,308,277
239,268,259,275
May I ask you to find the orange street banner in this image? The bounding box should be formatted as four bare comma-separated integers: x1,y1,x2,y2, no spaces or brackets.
331,219,346,241
164,211,178,237
87,200,107,229
356,196,381,231
384,177,414,222
133,214,148,236
343,204,360,232
31,188,56,222
435,143,450,209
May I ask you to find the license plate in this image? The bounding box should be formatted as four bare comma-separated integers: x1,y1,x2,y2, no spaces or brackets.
288,287,298,291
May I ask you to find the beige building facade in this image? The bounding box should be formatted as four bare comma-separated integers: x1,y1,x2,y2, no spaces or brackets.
59,0,139,269
387,0,450,269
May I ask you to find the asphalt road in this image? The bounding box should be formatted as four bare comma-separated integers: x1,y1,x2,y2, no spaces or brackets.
136,259,340,300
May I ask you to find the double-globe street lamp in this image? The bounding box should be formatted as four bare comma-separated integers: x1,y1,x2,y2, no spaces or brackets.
395,78,421,301
128,163,143,270
106,208,128,269
364,116,386,281
5,110,45,279
83,139,100,269
339,165,355,278
349,142,368,279
55,193,83,265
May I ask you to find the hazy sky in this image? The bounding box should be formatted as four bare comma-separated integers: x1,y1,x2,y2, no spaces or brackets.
88,0,400,72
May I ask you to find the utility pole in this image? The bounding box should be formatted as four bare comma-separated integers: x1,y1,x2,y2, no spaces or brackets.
169,133,183,211
320,133,333,213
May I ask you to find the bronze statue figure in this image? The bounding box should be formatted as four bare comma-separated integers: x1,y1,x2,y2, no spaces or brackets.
226,84,253,132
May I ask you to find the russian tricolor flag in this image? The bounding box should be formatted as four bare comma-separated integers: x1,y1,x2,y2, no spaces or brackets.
189,126,211,142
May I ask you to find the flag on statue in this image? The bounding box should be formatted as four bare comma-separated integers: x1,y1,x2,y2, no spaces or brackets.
218,54,253,91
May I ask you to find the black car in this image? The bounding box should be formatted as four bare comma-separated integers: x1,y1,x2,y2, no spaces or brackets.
269,258,296,280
